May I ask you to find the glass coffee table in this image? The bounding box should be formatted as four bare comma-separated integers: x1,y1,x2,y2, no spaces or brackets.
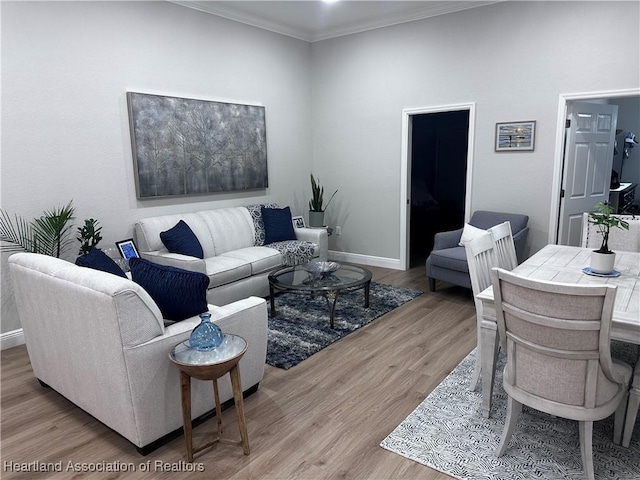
268,264,372,328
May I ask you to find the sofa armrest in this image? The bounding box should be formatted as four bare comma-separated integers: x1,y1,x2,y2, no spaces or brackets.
433,228,464,250
139,251,206,274
294,227,328,261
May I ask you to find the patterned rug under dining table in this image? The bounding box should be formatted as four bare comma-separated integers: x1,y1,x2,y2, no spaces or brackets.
476,244,640,418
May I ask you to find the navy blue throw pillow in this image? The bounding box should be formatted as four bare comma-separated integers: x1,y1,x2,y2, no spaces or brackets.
160,220,204,259
261,206,296,244
75,247,127,278
129,258,209,321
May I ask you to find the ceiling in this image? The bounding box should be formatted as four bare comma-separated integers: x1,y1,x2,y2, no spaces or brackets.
170,1,501,42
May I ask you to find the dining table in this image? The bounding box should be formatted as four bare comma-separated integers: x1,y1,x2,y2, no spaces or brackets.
476,244,640,418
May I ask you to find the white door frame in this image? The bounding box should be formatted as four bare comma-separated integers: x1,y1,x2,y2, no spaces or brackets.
549,88,640,244
400,102,476,270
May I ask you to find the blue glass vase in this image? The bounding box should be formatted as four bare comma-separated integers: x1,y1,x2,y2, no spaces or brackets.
189,313,223,351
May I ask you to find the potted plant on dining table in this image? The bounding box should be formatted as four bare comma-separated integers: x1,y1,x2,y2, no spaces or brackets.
587,201,629,274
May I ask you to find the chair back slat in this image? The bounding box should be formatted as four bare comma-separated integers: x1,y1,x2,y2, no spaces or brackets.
464,232,498,301
489,221,518,270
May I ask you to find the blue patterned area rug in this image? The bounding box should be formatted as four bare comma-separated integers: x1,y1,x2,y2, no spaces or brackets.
266,282,422,370
381,343,640,480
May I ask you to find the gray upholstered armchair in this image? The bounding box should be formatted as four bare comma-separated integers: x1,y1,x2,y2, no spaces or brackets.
425,210,529,292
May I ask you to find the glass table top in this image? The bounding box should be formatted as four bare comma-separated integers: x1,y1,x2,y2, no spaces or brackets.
269,263,372,292
170,334,247,366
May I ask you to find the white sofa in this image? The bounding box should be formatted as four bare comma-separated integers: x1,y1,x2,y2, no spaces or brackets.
134,204,328,305
8,252,268,454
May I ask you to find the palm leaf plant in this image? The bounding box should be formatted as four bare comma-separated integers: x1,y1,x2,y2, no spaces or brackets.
0,201,76,258
588,201,629,254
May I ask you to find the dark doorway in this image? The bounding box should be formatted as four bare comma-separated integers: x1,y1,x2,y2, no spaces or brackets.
409,110,469,267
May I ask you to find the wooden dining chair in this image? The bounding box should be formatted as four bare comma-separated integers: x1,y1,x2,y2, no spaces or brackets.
622,357,640,447
491,268,632,480
488,221,518,270
464,232,499,391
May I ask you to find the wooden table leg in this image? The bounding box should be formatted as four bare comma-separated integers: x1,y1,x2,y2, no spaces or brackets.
180,371,194,462
213,379,223,438
229,365,250,455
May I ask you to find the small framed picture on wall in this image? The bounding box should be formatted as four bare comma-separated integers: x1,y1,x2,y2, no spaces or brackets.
292,216,306,228
495,121,536,152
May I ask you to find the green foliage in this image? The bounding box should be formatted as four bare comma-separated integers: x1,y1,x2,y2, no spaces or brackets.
0,201,76,258
588,201,629,254
309,174,338,212
77,218,103,256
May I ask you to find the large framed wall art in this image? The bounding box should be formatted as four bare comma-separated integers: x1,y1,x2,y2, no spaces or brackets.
127,92,268,199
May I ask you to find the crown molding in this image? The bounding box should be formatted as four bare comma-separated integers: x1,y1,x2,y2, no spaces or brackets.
170,1,502,43
171,1,311,40
309,1,500,42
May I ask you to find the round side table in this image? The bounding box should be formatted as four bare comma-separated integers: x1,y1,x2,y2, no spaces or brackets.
169,334,249,462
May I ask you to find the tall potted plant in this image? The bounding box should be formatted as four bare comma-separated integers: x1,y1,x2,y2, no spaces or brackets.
308,174,338,227
587,201,629,274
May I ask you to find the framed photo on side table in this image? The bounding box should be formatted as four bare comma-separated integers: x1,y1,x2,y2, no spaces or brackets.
292,216,306,228
495,121,536,152
116,238,140,263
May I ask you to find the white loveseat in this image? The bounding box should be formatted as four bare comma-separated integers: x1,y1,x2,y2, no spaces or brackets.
134,204,328,305
8,252,268,454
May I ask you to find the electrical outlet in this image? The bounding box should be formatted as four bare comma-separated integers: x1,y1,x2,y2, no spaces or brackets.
336,226,342,235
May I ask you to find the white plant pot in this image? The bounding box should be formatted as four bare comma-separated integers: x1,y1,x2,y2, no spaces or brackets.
590,251,616,274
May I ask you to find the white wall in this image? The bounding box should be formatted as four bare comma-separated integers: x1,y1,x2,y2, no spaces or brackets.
2,1,639,337
1,0,313,333
310,1,640,259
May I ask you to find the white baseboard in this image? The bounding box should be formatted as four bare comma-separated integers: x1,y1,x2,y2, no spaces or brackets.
328,250,403,270
1,328,25,350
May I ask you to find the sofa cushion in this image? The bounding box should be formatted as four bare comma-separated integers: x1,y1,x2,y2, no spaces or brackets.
134,213,212,255
160,220,204,259
204,256,253,288
220,246,283,275
197,208,256,255
262,206,296,244
75,248,127,278
129,258,209,321
459,223,487,246
245,203,279,245
428,247,469,273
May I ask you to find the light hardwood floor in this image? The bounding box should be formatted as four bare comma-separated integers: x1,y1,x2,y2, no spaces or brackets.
1,265,476,479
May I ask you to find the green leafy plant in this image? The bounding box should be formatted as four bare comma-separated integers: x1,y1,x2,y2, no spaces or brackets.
77,218,103,256
588,201,629,254
0,201,76,258
309,174,338,212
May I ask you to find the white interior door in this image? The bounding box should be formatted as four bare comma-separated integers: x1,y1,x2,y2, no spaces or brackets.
558,102,618,245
